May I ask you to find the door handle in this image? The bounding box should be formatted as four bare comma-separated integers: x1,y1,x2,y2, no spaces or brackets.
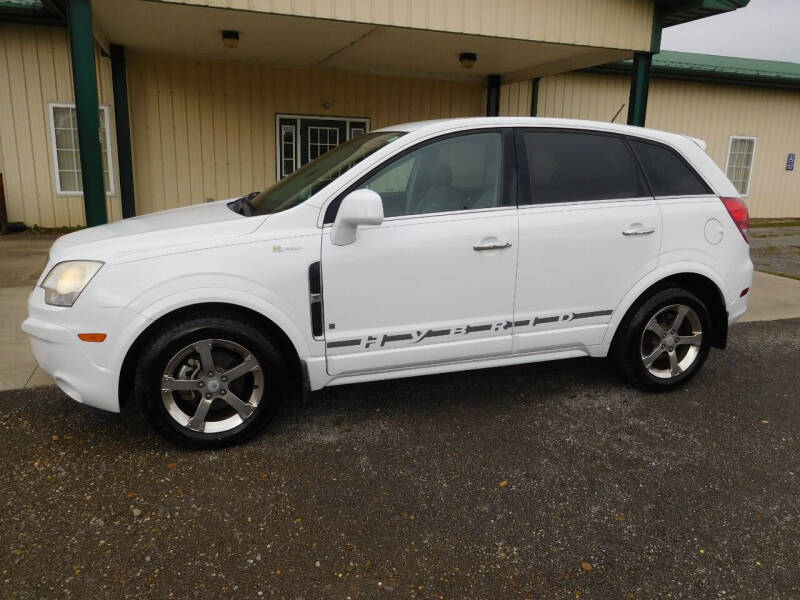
473,241,512,251
622,226,655,236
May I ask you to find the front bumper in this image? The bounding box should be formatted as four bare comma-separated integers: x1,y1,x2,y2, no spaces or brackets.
22,288,151,413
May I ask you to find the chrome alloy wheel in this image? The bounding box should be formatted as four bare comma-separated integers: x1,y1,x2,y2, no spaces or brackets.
640,304,703,379
160,339,264,433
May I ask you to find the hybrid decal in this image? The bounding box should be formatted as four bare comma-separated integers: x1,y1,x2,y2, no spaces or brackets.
326,309,613,350
273,244,303,253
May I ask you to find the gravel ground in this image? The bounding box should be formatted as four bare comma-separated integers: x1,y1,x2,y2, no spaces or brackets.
749,223,800,280
1,319,799,599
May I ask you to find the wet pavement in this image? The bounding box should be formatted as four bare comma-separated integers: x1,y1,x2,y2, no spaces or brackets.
2,319,799,599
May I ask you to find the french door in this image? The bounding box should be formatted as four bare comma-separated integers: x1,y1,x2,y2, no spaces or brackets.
276,114,369,179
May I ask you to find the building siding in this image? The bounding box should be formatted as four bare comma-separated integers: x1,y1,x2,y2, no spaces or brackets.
2,22,798,224
158,0,654,52
498,80,533,117
0,24,122,228
505,71,800,218
126,53,485,215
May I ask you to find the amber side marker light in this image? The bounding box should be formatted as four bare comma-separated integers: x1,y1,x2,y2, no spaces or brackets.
78,333,107,342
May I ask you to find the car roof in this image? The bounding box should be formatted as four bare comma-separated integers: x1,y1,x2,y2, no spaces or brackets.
375,117,705,150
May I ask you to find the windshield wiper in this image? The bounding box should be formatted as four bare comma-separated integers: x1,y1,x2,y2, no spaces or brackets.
229,191,259,216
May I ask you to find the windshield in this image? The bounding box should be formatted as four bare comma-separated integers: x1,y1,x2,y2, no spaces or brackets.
247,131,405,216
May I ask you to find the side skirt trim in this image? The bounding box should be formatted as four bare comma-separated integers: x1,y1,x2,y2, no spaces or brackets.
323,345,603,388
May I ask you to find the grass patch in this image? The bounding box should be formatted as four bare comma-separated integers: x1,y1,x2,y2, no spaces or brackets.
750,219,800,229
24,224,85,235
750,231,798,239
757,270,800,282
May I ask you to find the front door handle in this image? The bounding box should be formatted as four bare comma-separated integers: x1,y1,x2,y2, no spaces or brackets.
622,225,655,236
473,241,512,251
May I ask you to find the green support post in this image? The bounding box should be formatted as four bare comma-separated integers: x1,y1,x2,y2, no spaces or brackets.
67,0,107,226
486,74,500,117
530,77,540,117
627,52,652,127
627,5,662,128
110,44,136,219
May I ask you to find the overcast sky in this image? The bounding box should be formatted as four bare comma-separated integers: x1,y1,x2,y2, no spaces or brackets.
661,0,800,63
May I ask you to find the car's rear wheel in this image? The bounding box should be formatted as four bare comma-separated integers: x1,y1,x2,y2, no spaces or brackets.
611,287,712,390
135,315,286,449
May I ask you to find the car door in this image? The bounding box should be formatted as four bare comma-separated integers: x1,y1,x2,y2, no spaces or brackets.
321,129,518,376
513,128,662,354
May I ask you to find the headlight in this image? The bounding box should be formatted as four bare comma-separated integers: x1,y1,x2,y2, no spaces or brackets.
41,261,104,307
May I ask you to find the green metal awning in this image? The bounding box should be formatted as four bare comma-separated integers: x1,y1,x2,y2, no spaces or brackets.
0,0,66,25
656,0,750,27
0,0,44,6
592,50,800,91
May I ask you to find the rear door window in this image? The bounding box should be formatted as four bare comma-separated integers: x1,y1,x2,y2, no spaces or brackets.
628,139,711,197
519,130,646,204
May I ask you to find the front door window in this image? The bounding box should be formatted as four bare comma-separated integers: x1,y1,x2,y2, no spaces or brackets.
276,114,369,179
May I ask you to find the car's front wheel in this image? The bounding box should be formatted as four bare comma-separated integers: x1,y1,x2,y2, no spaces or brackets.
134,314,286,449
611,287,712,390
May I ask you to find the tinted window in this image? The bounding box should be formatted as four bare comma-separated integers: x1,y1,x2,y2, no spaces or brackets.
629,139,710,197
521,130,646,204
361,132,503,218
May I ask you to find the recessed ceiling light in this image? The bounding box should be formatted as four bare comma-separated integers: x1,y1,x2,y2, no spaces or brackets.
459,52,477,68
222,30,239,49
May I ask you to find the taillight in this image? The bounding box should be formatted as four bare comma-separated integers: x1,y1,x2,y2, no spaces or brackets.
721,196,749,243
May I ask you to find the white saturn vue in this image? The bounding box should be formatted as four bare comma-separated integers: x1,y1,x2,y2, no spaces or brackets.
23,118,753,448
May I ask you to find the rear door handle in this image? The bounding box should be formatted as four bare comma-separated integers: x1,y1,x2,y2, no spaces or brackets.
473,241,512,251
622,226,655,236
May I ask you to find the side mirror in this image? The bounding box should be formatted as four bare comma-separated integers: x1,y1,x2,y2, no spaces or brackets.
330,189,384,246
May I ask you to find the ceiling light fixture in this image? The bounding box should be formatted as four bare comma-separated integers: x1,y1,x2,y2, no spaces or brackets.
459,52,477,69
222,30,240,49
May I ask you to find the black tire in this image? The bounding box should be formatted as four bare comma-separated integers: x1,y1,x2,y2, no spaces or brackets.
134,314,287,449
610,287,712,391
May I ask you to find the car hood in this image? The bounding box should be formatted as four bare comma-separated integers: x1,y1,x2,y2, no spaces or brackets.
49,199,264,264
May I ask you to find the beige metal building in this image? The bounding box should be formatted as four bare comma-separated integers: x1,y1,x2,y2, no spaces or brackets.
500,53,800,218
1,0,796,229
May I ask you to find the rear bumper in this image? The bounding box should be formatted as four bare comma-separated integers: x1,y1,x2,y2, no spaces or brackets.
726,256,753,327
727,293,749,326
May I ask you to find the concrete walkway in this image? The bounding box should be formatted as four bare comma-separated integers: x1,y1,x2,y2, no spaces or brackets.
1,234,799,392
0,285,52,390
741,271,800,322
1,236,54,392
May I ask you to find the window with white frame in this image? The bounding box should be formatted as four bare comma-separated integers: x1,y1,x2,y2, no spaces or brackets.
725,136,757,196
308,126,340,161
280,124,296,178
49,103,114,195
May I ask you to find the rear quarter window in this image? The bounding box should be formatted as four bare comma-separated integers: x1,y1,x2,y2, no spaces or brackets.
629,138,711,197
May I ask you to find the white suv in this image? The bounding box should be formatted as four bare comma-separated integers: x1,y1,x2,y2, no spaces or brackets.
23,118,753,448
